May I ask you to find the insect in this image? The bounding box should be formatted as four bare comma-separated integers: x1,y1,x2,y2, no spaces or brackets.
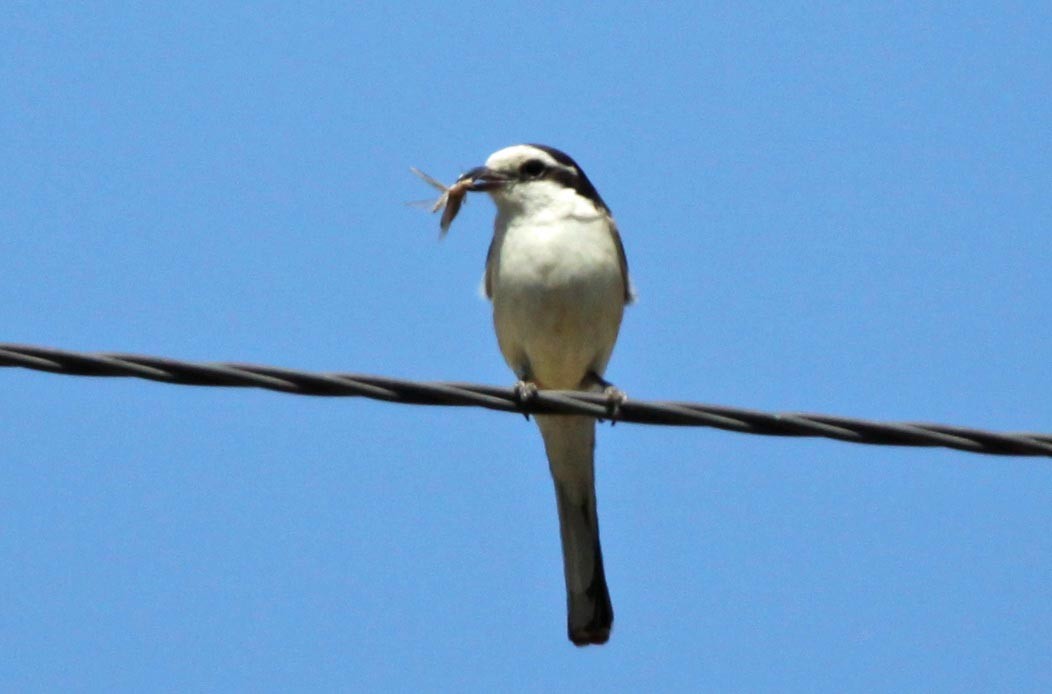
410,167,475,235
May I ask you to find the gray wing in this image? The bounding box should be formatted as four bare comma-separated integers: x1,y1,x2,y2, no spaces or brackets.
483,226,499,299
609,220,633,304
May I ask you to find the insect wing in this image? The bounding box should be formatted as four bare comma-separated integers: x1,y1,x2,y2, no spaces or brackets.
410,167,451,193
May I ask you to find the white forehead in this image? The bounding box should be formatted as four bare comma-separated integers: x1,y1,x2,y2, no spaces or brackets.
484,145,563,172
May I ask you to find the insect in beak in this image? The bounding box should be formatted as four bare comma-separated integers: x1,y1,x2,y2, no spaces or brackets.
410,167,475,235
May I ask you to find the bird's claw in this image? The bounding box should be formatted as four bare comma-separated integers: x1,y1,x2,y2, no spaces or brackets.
584,371,626,425
513,380,539,420
600,385,627,425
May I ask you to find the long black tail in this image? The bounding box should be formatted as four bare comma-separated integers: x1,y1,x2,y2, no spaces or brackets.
536,414,613,646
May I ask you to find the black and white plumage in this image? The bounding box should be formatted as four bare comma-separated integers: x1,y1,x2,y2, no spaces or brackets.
463,144,630,646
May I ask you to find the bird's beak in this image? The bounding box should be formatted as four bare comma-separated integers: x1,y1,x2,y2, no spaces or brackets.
458,166,508,192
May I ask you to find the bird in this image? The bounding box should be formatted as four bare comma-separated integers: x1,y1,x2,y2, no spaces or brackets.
458,144,631,646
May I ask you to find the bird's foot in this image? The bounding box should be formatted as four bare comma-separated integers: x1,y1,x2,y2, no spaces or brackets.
585,372,627,424
601,385,627,424
513,379,539,421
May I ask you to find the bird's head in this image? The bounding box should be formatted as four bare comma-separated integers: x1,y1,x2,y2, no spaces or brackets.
459,144,609,217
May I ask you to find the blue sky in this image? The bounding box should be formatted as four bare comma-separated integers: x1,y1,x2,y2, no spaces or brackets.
3,3,1051,691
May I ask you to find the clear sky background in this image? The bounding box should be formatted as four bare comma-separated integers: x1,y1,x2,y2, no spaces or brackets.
3,3,1051,691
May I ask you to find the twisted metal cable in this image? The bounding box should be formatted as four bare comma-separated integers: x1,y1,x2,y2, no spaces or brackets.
2,343,1050,458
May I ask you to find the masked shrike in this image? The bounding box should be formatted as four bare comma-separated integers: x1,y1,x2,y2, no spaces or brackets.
458,144,631,646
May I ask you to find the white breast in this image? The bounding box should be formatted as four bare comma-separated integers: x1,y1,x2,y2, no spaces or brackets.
488,199,625,390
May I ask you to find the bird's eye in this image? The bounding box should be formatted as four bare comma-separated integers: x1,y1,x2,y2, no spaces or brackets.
519,159,547,178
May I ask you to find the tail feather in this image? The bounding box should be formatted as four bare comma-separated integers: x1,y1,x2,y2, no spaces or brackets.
536,414,613,646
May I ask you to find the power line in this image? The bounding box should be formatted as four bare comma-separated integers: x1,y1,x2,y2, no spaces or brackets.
2,342,1050,458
